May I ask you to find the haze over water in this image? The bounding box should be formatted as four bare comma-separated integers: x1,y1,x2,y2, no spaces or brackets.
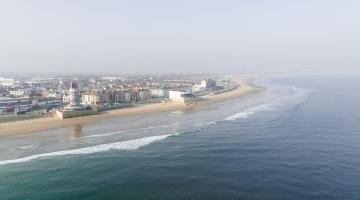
1,75,360,199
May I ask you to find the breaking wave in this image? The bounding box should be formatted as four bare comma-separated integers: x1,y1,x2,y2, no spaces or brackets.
225,100,276,121
76,125,170,139
225,86,309,121
0,134,171,166
194,121,217,126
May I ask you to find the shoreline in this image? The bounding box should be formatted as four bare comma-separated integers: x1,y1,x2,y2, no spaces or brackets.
0,78,264,137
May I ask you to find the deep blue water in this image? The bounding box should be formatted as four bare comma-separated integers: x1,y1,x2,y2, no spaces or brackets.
1,76,360,200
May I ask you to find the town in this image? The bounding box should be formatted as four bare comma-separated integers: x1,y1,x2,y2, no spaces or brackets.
0,75,235,121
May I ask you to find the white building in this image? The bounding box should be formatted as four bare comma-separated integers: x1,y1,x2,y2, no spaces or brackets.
200,79,216,88
191,84,206,94
81,92,99,105
62,94,70,104
48,92,60,99
168,90,192,103
9,89,25,97
217,76,232,87
200,80,207,88
0,78,15,86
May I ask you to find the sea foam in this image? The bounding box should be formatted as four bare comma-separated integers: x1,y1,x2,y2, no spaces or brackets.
0,134,171,166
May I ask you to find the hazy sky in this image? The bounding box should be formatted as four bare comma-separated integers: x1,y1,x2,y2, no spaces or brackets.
1,0,359,74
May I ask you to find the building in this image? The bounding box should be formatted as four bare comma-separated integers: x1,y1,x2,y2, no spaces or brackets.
62,94,70,104
0,89,8,97
191,84,206,94
168,90,193,103
0,97,32,115
151,89,164,97
0,78,15,86
81,91,100,105
130,91,140,102
31,83,43,96
81,90,108,106
200,79,217,88
139,90,151,101
47,91,61,99
9,89,25,97
151,89,169,98
217,76,232,87
32,99,61,110
108,90,124,105
69,82,81,107
124,92,131,103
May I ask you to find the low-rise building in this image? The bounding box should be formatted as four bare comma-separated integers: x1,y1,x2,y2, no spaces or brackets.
0,97,32,115
9,89,26,97
32,98,61,110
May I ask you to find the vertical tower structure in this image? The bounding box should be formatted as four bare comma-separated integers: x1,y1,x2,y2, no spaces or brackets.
69,82,80,107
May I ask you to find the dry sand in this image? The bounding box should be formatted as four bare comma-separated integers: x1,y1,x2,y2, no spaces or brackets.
0,78,263,136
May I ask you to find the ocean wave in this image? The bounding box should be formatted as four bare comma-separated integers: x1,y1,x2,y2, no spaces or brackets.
225,86,309,121
194,121,217,126
76,125,170,139
0,134,171,166
225,101,274,121
18,145,35,150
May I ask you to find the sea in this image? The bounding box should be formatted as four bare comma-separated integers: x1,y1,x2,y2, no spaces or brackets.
0,75,359,200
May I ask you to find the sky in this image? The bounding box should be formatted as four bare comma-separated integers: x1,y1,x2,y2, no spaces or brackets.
0,0,359,75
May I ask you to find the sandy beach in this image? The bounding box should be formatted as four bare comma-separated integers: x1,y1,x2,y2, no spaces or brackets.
0,78,263,137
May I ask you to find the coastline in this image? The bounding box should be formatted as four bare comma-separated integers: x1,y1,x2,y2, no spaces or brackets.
0,78,264,137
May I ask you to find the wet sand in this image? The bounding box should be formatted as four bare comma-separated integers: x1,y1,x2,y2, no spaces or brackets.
0,78,263,136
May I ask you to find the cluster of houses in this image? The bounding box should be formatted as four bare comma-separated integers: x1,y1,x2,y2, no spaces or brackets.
64,79,218,109
0,76,231,116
